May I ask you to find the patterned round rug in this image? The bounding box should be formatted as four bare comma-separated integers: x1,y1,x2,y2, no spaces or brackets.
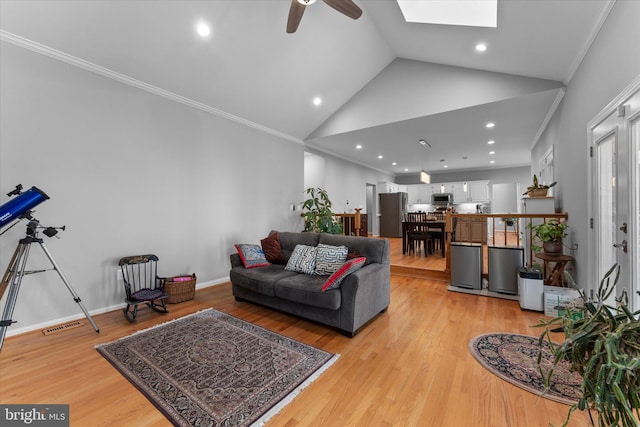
469,332,582,405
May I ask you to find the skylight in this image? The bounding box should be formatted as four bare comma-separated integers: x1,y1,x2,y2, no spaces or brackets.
396,0,497,28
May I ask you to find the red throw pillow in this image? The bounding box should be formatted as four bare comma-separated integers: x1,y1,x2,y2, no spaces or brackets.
322,257,366,292
261,233,285,264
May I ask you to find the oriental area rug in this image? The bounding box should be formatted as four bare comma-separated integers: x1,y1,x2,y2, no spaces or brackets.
96,309,338,426
469,333,582,405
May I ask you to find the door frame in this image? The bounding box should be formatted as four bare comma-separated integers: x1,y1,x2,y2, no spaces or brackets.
587,74,640,308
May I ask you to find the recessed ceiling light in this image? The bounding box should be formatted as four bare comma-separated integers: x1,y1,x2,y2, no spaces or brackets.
356,144,362,150
490,160,495,164
486,122,495,128
312,97,322,106
196,22,211,38
443,165,448,168
475,43,487,52
488,140,495,145
392,162,397,166
378,155,383,159
405,168,409,172
489,151,495,155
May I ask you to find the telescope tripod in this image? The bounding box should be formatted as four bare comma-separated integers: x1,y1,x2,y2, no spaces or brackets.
0,235,100,350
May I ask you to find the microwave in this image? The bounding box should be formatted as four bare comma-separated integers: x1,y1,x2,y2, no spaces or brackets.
431,193,453,205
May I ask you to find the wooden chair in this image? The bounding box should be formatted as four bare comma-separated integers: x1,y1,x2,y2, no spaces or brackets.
407,222,433,255
118,254,169,322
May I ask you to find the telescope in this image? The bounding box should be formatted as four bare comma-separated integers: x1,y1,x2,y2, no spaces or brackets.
0,184,99,350
0,185,49,230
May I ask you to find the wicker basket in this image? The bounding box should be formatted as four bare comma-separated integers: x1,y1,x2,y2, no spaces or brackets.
164,273,196,304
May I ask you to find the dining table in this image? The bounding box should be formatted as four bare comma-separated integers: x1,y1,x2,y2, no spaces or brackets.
401,220,446,257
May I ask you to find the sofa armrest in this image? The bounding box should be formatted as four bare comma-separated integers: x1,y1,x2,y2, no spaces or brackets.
338,262,391,332
230,253,243,268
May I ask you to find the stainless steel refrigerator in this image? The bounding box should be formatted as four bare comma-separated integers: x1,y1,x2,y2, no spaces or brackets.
379,192,407,238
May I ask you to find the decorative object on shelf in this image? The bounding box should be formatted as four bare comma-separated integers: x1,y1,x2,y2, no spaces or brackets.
523,174,556,197
535,264,640,427
301,187,343,234
528,219,567,254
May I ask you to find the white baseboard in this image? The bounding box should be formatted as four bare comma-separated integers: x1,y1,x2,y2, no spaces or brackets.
5,276,230,338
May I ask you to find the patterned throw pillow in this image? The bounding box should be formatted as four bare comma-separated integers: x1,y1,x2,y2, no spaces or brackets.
322,257,366,291
285,245,317,275
261,232,285,264
315,244,348,275
234,244,270,268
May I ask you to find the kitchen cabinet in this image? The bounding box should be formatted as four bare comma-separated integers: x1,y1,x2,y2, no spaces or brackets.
408,184,433,204
455,216,487,243
407,180,490,204
468,181,490,202
378,182,407,194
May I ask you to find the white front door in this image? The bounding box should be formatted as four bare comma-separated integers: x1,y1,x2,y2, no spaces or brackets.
589,76,640,309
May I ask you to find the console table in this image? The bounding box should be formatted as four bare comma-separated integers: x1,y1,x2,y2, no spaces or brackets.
535,252,575,287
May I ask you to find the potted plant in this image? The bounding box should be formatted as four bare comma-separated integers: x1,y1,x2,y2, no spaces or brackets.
524,174,557,197
536,264,640,427
301,187,343,234
528,219,568,254
502,217,516,227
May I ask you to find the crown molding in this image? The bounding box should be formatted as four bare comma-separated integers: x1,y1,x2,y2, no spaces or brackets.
0,30,304,146
562,0,616,85
531,88,566,148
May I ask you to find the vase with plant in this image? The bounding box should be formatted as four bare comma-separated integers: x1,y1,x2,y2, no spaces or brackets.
524,174,557,197
536,264,640,427
528,219,568,254
301,187,343,234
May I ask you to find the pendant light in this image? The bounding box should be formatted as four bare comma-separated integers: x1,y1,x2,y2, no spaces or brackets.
462,156,468,192
419,139,431,183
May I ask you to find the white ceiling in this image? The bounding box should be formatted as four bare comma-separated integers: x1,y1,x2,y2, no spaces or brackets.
0,0,614,175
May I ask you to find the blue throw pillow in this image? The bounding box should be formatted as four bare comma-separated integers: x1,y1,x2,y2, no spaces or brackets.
235,244,270,268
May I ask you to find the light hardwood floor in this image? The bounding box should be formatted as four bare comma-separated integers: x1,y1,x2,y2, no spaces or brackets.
0,271,590,426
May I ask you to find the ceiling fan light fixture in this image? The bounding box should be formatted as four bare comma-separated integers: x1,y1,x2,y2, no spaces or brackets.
297,0,317,5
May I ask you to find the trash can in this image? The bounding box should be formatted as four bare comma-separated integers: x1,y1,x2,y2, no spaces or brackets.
518,268,544,311
488,246,523,295
450,242,482,290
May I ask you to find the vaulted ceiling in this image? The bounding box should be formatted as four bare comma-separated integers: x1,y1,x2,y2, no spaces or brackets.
0,0,614,175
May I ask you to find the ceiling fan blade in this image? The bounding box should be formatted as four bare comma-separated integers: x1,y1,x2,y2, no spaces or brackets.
322,0,363,20
287,0,306,33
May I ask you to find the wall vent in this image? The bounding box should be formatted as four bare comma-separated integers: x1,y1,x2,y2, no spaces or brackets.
42,320,84,336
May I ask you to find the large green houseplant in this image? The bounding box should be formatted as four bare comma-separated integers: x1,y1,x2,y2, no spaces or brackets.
301,187,343,234
528,219,568,254
536,264,640,427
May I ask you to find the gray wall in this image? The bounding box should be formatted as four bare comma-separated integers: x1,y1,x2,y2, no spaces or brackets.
304,150,394,236
532,0,640,285
0,43,304,334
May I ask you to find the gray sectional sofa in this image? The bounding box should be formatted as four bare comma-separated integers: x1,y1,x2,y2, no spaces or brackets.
229,231,390,337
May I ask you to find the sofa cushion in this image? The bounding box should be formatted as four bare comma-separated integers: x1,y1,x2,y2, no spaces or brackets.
277,231,320,261
318,234,387,265
285,245,317,275
230,264,296,296
275,275,341,310
322,257,366,291
234,244,270,268
260,232,285,264
314,244,348,275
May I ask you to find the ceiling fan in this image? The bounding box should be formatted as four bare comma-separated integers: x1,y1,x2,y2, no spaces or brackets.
287,0,363,33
